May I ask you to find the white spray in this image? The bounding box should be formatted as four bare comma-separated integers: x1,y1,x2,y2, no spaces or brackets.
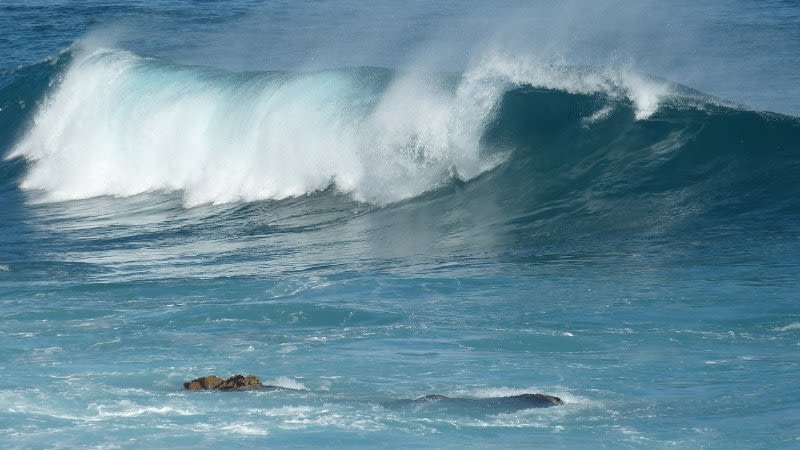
10,44,668,206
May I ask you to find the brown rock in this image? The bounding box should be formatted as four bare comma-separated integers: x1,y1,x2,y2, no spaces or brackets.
183,375,224,390
184,380,202,390
218,374,262,390
184,374,262,391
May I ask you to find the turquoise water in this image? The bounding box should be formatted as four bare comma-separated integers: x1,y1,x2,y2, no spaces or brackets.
1,1,799,448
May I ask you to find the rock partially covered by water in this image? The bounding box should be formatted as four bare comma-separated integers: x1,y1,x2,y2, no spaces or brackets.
419,394,449,400
184,374,262,391
512,393,564,406
218,374,262,390
416,392,564,406
184,375,224,390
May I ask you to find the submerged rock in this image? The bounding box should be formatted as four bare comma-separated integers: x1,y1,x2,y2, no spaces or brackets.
412,392,564,408
509,393,564,406
418,394,449,401
184,374,262,391
415,394,564,406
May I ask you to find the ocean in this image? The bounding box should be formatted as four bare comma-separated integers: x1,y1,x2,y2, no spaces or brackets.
1,1,799,448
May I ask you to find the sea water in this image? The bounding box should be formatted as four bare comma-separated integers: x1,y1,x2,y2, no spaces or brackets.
1,1,799,448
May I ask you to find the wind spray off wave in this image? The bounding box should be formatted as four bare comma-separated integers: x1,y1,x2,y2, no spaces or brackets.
11,48,494,205
10,46,671,206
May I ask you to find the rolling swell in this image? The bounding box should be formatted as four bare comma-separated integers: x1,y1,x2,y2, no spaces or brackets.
475,87,800,234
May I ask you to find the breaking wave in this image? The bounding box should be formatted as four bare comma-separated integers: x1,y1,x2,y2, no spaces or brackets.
7,46,675,206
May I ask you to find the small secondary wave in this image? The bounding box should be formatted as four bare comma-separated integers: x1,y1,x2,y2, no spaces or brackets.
773,323,800,332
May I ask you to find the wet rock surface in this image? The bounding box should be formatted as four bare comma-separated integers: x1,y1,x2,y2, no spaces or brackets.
182,375,564,414
508,393,564,405
392,392,565,413
418,394,449,401
416,393,563,405
184,374,262,391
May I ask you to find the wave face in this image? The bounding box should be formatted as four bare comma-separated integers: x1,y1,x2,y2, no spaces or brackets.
479,86,800,237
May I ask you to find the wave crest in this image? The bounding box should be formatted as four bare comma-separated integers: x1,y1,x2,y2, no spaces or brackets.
10,48,501,205
9,45,678,206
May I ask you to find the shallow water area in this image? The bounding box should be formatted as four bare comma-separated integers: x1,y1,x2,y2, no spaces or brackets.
2,239,799,447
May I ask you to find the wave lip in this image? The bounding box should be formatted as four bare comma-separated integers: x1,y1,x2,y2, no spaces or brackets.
464,49,671,120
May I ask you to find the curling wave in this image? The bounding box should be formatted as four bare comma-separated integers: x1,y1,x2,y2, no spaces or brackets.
8,46,674,206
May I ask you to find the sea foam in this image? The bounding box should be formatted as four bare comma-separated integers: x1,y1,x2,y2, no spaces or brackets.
10,46,669,206
10,48,494,206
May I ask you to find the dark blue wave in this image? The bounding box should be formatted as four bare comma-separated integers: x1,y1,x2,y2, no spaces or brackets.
477,87,800,232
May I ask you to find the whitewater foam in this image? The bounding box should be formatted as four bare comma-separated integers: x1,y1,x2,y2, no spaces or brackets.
95,403,195,418
9,47,497,206
219,423,269,436
463,48,669,120
264,376,307,391
774,322,800,332
9,44,672,206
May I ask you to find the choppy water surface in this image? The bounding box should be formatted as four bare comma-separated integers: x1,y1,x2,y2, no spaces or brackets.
1,1,799,448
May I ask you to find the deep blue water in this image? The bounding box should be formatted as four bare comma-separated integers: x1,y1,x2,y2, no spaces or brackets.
1,1,799,448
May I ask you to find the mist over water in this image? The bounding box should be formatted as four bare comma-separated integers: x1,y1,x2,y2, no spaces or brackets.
9,44,676,205
4,0,795,114
1,1,799,448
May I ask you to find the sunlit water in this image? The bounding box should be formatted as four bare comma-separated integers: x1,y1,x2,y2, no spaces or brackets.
1,1,799,448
